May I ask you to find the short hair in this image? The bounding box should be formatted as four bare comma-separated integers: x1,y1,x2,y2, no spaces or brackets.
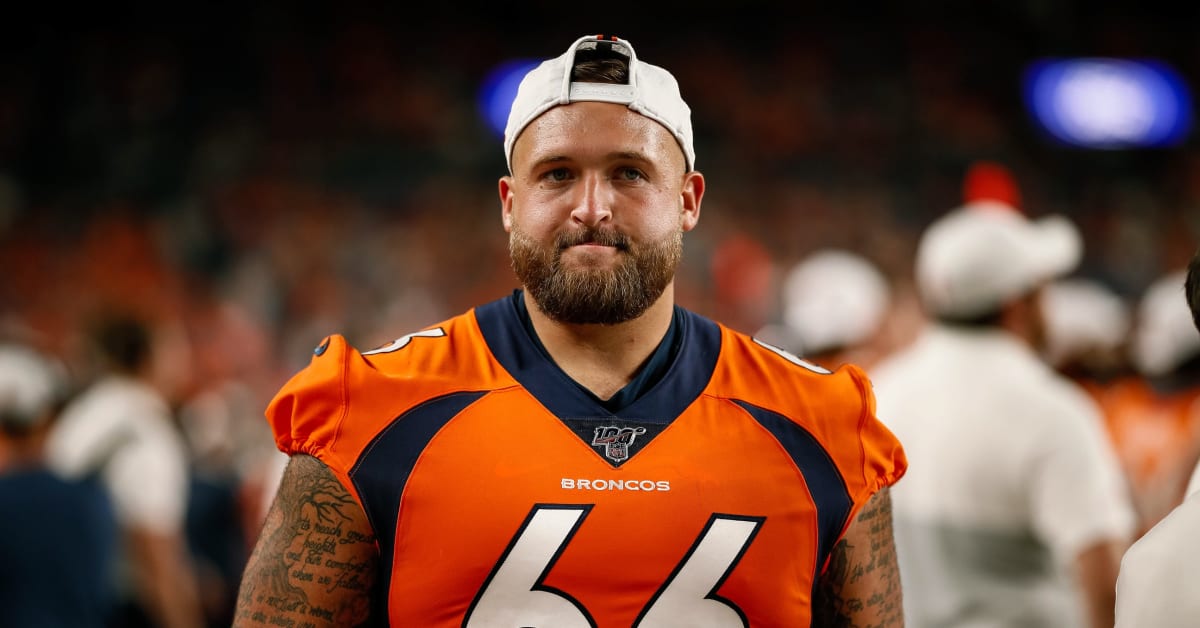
571,45,630,84
1187,248,1200,333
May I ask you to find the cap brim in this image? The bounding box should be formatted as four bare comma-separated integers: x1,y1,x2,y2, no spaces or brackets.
1026,214,1083,283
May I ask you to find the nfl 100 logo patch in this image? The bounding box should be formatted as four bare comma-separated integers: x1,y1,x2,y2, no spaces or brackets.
590,425,647,463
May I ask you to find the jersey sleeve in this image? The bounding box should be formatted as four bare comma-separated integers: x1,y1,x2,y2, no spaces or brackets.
265,334,353,471
724,333,907,514
835,363,908,505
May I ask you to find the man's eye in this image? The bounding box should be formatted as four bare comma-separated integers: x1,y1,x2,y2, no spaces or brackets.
616,167,644,181
542,168,571,182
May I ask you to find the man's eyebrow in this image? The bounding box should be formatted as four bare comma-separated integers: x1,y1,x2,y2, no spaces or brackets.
533,155,571,165
608,150,652,163
523,154,571,172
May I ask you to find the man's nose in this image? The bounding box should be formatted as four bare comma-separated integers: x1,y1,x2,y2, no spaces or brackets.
570,173,613,227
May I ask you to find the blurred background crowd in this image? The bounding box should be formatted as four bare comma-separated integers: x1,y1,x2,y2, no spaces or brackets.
2,2,1200,626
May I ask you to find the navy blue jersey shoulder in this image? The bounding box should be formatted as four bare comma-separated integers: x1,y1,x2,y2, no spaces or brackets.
473,292,721,422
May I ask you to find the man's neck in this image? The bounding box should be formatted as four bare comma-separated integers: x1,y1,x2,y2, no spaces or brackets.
523,287,676,400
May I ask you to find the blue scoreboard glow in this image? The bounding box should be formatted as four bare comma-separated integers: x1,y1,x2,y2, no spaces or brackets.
1023,58,1193,149
479,59,541,139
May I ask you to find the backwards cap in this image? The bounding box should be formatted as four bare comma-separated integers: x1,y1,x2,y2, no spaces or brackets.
503,34,695,173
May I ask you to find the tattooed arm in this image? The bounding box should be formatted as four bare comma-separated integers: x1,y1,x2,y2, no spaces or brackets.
811,487,904,628
235,454,379,628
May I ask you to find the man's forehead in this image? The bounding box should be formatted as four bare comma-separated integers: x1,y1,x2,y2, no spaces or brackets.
513,102,687,170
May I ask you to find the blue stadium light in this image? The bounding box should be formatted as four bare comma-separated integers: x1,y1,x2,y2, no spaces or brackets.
479,58,541,138
1023,58,1193,149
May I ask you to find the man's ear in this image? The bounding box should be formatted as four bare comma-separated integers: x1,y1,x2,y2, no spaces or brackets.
499,176,515,233
680,171,705,232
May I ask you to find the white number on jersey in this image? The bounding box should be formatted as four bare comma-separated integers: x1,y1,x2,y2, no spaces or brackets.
464,504,763,627
362,328,447,355
464,505,593,627
752,338,832,374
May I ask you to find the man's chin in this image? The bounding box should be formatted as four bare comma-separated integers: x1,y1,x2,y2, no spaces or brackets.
528,276,668,327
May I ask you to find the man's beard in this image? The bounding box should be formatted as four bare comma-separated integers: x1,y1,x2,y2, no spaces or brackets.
510,225,682,325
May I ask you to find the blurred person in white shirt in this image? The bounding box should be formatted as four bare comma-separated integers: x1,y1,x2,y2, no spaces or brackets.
871,194,1135,628
45,312,204,628
1115,249,1200,627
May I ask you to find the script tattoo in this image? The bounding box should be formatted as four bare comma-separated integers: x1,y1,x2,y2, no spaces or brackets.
235,454,378,627
811,488,903,628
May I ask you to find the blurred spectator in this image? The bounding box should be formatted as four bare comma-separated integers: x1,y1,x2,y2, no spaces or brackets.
871,196,1135,628
1114,248,1200,628
755,247,892,370
176,381,256,628
1129,268,1200,381
1039,277,1133,384
960,159,1024,213
1098,268,1200,535
44,312,204,628
173,297,281,626
0,341,119,627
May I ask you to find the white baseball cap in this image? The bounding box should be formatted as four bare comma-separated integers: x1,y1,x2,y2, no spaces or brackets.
503,34,695,173
1040,278,1131,367
0,343,65,428
780,249,891,355
1130,269,1200,376
915,200,1083,319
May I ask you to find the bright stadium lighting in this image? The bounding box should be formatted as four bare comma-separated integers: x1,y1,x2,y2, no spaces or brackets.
1023,58,1193,149
478,58,541,138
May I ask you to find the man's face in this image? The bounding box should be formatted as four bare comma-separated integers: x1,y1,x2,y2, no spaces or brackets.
499,101,703,325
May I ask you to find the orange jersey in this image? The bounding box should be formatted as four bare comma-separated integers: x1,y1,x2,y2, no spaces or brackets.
1091,377,1200,484
268,293,906,627
1086,375,1200,530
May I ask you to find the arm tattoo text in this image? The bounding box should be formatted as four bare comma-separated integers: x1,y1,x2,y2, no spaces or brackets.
812,488,903,628
235,455,379,627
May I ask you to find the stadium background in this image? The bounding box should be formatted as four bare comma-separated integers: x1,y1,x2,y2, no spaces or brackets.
2,0,1198,394
5,5,1200,624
